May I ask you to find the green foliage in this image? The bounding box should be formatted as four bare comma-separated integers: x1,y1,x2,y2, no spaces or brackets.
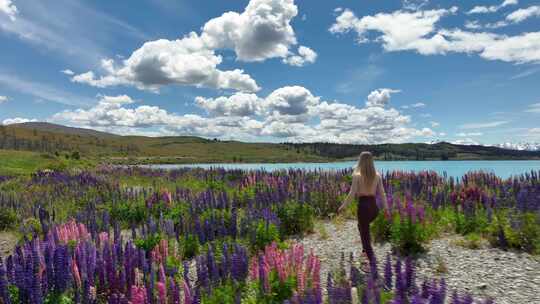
276,201,314,238
371,213,392,242
0,208,17,231
110,201,147,225
390,215,430,255
256,271,296,304
488,211,540,254
45,292,74,304
454,207,489,235
134,233,162,252
202,282,237,304
8,285,19,303
253,221,280,252
181,234,200,259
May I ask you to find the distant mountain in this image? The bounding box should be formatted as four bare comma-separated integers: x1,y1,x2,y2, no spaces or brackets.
491,142,540,151
1,122,540,163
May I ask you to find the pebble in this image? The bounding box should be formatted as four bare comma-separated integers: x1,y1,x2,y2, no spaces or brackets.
298,220,540,304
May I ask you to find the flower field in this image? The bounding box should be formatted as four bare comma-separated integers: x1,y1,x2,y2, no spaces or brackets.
0,167,538,303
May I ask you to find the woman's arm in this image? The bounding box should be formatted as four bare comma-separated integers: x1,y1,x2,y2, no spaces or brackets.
377,175,388,210
338,174,358,213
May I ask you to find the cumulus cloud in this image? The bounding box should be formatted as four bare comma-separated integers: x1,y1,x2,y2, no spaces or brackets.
330,6,540,64
0,0,17,21
366,88,400,107
195,93,262,117
506,5,540,23
71,0,315,92
467,0,518,15
282,46,318,67
50,87,436,144
2,117,37,125
0,95,8,104
71,40,260,92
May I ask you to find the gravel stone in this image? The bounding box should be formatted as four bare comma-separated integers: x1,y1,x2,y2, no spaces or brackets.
296,220,540,304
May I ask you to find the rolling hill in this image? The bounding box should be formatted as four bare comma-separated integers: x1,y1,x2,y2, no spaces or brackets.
0,122,539,163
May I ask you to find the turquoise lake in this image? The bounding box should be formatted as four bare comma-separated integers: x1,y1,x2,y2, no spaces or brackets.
141,160,540,179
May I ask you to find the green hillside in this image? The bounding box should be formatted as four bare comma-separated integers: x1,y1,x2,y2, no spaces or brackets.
0,122,539,165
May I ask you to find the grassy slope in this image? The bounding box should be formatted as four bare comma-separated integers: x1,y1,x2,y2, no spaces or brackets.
2,122,540,163
0,150,94,175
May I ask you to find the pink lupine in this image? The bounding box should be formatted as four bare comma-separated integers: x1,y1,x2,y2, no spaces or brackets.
72,261,81,288
131,285,147,304
162,189,173,207
156,282,167,304
183,280,192,304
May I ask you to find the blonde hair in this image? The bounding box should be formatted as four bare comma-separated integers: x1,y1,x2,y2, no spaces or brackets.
354,151,376,185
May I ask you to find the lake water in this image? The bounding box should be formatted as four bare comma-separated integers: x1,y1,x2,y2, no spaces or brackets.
140,160,540,179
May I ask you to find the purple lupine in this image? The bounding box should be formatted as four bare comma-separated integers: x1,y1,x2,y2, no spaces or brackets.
384,254,393,290
0,257,11,304
405,256,415,291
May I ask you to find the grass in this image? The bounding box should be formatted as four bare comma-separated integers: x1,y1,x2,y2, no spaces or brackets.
0,150,94,175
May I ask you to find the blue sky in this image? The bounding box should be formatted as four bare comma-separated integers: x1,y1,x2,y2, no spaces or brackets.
0,0,539,144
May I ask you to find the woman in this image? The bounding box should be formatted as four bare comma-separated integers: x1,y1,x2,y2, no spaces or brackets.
338,151,388,268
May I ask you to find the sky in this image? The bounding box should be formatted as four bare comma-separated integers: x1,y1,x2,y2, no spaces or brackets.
0,0,539,145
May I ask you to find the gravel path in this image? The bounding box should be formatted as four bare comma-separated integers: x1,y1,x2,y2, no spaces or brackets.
296,220,540,304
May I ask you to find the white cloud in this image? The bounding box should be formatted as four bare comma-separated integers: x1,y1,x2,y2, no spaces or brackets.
264,85,320,116
467,0,518,15
282,46,318,67
459,121,509,129
366,88,400,107
525,102,540,113
430,121,440,127
72,0,315,92
402,0,430,11
0,72,93,106
0,95,8,104
452,138,480,145
330,6,540,64
506,5,540,23
200,0,300,62
457,132,483,137
0,0,17,21
195,93,261,117
50,87,435,144
2,117,37,125
71,40,261,92
402,102,426,109
61,69,74,75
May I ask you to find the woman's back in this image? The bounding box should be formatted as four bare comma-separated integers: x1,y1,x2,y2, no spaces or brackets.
352,172,380,197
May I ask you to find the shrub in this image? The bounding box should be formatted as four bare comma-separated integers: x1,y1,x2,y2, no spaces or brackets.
252,221,280,252
181,234,200,259
134,233,162,252
371,213,392,242
276,201,314,238
489,211,540,254
0,208,17,230
390,215,430,255
202,282,237,304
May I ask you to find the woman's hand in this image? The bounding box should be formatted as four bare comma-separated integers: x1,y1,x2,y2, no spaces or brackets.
383,208,391,220
337,202,347,214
